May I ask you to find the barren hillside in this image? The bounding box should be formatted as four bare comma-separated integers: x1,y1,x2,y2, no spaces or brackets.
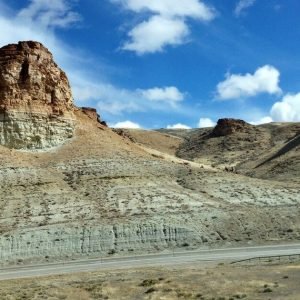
155,120,300,183
112,128,183,156
0,42,299,266
1,112,300,266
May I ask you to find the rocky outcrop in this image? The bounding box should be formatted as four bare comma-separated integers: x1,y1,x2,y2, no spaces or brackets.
81,107,100,122
113,129,137,143
0,41,75,149
0,222,198,264
211,118,252,137
81,107,107,127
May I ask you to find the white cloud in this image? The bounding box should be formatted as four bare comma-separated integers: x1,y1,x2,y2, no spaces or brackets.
112,0,216,54
0,0,82,69
114,0,215,20
216,65,282,100
71,77,185,115
139,86,185,103
167,123,191,129
18,0,81,29
270,93,300,122
123,16,189,54
234,0,256,16
71,78,143,115
250,116,273,125
198,118,216,128
112,120,141,129
249,93,300,124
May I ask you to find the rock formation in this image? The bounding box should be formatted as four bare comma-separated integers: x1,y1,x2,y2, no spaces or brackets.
211,118,252,137
81,107,99,122
0,41,75,149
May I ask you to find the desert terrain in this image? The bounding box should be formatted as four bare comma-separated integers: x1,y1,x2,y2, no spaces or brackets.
1,110,299,266
0,41,299,300
0,260,300,299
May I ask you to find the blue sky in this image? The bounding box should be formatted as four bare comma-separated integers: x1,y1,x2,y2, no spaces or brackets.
0,0,300,128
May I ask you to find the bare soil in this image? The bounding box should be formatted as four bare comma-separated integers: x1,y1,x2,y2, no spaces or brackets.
0,261,299,299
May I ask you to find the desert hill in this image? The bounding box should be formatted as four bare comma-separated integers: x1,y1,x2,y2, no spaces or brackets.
174,119,299,183
112,128,183,156
151,120,300,183
122,120,299,183
0,42,299,266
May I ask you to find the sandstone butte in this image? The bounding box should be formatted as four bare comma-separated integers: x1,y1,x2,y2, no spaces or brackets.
0,41,103,150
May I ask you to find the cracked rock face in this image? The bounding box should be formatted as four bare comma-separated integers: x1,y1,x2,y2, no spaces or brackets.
0,41,75,149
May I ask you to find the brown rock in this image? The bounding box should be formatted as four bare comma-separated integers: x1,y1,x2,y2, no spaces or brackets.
0,41,75,149
0,41,74,115
211,118,252,137
81,107,101,123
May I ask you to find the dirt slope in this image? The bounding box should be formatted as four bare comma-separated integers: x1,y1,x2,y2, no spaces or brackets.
112,128,184,156
0,115,299,266
170,122,300,183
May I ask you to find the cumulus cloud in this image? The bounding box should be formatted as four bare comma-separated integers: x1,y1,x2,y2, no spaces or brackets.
139,86,185,103
123,16,189,54
111,120,141,129
167,123,191,129
250,116,273,125
249,93,300,125
249,93,300,124
216,65,282,100
111,0,216,54
270,93,300,122
198,118,216,128
234,0,256,16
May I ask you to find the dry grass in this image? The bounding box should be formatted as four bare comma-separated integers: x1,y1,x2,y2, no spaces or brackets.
0,262,300,299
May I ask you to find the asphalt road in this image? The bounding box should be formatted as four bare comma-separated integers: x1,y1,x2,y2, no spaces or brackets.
0,243,299,281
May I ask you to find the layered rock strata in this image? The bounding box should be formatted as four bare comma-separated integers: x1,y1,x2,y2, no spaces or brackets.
0,41,75,149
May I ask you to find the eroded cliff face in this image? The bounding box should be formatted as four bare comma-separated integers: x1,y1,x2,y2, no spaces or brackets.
0,41,75,149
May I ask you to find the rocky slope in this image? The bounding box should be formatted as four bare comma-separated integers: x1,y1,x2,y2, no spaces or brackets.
0,41,75,149
0,42,299,266
1,112,299,266
113,128,183,156
164,120,300,183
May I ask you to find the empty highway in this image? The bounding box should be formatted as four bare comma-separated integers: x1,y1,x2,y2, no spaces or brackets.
0,243,299,281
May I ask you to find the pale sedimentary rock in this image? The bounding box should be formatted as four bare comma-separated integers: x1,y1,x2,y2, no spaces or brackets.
0,41,75,149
